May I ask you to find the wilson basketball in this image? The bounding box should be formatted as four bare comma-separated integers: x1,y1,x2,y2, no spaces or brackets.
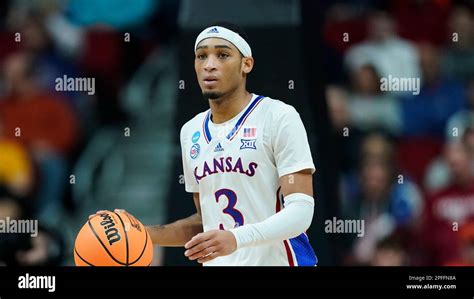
74,210,153,266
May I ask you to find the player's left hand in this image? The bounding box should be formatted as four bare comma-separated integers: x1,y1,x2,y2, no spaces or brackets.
184,230,237,263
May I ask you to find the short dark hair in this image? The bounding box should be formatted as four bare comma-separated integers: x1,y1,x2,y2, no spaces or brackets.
212,21,250,45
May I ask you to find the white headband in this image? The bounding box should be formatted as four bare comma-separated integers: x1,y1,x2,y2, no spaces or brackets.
194,26,252,57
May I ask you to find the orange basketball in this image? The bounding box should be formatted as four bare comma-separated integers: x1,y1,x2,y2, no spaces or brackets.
74,210,153,266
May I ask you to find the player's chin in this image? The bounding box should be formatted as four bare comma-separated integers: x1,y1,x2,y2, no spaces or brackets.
202,90,224,100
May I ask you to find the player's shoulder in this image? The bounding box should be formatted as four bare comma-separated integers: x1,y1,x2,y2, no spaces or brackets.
180,110,209,141
261,96,300,120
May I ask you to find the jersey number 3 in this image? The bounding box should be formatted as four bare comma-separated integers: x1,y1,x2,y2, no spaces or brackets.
215,188,244,230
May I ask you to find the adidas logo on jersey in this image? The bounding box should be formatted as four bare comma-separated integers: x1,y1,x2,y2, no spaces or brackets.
207,27,219,34
214,142,224,152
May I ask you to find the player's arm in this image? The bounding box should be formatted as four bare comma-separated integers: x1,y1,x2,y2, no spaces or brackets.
228,169,314,247
91,193,203,247
145,193,203,247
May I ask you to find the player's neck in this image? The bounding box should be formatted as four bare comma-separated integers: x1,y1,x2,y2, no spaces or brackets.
208,89,252,124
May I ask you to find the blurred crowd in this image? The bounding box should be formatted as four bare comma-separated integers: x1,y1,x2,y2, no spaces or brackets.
0,0,178,265
325,0,474,265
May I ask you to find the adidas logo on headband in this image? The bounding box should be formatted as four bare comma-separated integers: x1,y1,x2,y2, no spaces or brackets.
207,27,219,34
195,26,252,57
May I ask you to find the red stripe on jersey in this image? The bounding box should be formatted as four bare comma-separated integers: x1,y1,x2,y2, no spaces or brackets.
275,189,282,212
283,240,295,266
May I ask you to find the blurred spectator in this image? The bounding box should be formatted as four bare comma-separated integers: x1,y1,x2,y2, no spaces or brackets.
444,221,474,266
4,3,90,123
341,133,423,264
0,139,33,197
0,184,64,266
0,185,32,266
0,52,78,226
327,85,350,131
18,13,81,109
326,85,368,173
369,233,408,266
422,141,474,265
326,66,401,173
5,0,86,58
425,83,474,192
446,78,474,141
344,10,420,84
326,64,402,171
400,43,466,138
346,64,401,135
442,6,474,83
0,52,78,154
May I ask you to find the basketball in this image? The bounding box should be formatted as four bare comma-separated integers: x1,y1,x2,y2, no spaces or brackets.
74,210,153,266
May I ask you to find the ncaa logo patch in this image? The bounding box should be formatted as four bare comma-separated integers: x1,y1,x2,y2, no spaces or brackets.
240,139,257,150
190,143,200,159
192,131,200,143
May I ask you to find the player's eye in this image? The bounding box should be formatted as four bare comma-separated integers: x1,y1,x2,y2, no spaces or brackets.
196,54,206,60
218,53,230,59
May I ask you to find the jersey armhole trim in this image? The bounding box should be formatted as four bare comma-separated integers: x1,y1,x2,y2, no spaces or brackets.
278,164,316,178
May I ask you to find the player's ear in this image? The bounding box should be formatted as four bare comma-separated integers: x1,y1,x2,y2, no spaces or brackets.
241,56,254,75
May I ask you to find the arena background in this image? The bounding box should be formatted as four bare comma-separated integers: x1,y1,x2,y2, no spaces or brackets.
0,0,473,266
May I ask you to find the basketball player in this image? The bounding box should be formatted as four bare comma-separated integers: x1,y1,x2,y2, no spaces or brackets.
93,23,317,266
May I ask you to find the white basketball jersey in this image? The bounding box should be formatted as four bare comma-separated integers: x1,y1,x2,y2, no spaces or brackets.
180,93,318,266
